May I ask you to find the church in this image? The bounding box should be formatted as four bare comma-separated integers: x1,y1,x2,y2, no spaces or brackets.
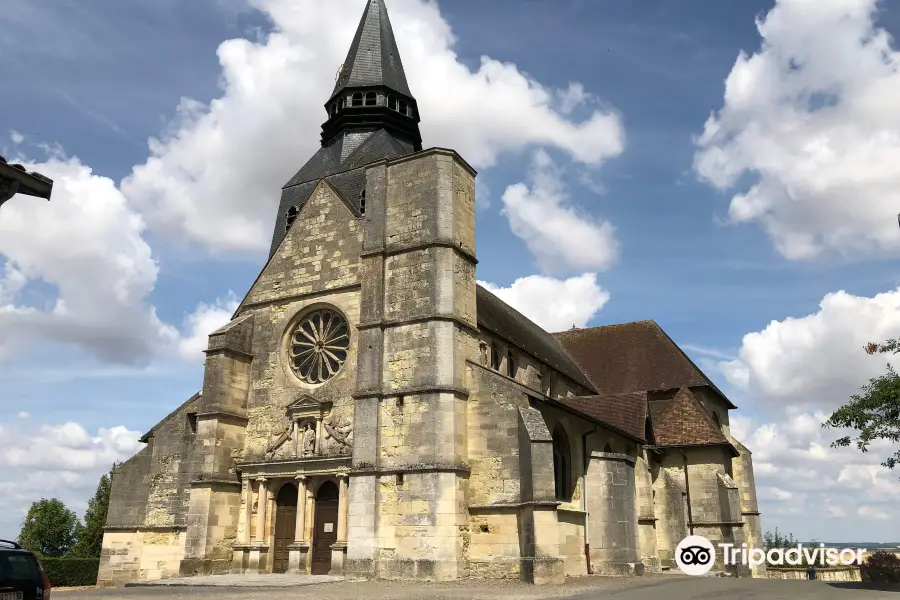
98,0,764,586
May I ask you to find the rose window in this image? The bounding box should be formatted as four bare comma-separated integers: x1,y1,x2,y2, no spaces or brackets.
289,309,350,384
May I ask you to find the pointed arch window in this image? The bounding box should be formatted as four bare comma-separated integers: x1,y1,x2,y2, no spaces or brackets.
359,189,366,216
645,417,654,446
490,344,500,371
387,95,396,111
285,206,299,231
604,442,613,453
365,92,377,106
352,92,363,107
552,424,572,501
712,412,721,429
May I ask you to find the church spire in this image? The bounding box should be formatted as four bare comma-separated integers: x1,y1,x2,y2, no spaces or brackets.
320,0,421,150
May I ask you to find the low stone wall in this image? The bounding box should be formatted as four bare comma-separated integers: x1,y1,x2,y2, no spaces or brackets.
766,567,860,582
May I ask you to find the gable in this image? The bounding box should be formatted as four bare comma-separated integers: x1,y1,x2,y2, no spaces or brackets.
648,387,735,452
239,180,363,311
553,320,736,408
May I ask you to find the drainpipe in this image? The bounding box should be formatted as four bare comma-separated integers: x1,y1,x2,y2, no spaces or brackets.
682,450,694,536
582,425,598,574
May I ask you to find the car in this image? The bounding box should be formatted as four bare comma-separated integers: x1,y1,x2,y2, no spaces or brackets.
0,540,51,600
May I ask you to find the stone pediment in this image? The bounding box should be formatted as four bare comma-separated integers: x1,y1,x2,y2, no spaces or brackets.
286,394,332,419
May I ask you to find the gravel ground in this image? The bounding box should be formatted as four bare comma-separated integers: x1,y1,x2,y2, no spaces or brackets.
52,574,900,600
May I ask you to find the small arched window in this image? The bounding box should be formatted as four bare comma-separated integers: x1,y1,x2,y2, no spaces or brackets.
604,442,613,454
387,95,396,111
364,92,377,106
552,424,572,501
359,189,366,216
398,100,408,116
506,349,516,378
285,206,299,231
645,418,653,445
712,412,721,429
490,344,501,371
352,92,363,107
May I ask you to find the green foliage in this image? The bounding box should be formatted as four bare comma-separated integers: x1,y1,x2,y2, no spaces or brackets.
860,550,900,583
39,557,100,587
764,528,797,549
71,473,112,558
823,340,900,473
17,498,78,558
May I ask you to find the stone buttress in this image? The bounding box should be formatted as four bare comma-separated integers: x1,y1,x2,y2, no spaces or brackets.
345,148,478,581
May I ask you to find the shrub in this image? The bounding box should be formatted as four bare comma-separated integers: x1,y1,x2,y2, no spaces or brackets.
861,551,900,584
39,557,100,587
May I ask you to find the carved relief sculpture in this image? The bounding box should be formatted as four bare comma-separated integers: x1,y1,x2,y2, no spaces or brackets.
265,425,292,459
323,414,353,455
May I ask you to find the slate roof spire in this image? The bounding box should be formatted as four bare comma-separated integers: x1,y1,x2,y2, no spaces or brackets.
319,0,421,150
331,0,412,99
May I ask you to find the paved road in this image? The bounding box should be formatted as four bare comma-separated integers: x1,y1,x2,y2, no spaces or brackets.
54,575,900,600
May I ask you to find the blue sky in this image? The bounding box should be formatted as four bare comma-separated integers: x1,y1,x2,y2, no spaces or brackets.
3,0,900,543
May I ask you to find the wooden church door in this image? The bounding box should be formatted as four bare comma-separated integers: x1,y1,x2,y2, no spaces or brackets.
311,481,339,575
273,482,297,573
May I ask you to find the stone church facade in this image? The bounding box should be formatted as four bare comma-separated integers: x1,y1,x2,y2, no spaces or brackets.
98,0,763,586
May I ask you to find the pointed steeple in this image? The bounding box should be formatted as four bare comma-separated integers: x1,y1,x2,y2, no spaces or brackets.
319,0,421,151
332,0,412,99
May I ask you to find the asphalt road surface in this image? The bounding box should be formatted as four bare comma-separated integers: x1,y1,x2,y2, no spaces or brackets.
54,575,900,600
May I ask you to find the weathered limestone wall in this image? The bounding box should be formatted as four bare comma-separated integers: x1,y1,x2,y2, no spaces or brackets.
97,530,186,587
654,447,749,575
180,314,256,577
476,332,590,400
347,149,477,582
586,451,640,575
634,450,660,573
99,393,201,586
651,465,687,569
244,181,363,307
727,434,765,577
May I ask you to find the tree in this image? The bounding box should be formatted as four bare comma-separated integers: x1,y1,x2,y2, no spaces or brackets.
823,340,900,473
71,470,113,558
764,527,797,549
17,498,78,557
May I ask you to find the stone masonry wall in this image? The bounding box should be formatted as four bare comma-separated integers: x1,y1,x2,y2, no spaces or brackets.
586,452,639,575
347,149,476,582
243,181,363,307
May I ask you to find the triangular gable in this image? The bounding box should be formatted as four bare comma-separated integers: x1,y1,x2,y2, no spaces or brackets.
234,178,362,316
648,387,734,452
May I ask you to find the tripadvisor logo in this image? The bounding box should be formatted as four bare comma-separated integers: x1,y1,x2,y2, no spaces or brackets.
675,535,865,576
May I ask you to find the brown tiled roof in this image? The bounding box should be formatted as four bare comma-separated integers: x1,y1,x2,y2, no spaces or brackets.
648,387,733,451
476,285,596,392
558,393,648,442
553,320,736,409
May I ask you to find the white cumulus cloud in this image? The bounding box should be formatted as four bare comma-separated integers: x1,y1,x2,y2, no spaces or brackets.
120,0,624,255
0,421,142,539
694,0,900,260
720,288,900,413
478,273,610,332
501,150,619,275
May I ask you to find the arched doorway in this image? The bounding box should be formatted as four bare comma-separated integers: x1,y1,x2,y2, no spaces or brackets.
311,481,339,575
273,482,297,573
